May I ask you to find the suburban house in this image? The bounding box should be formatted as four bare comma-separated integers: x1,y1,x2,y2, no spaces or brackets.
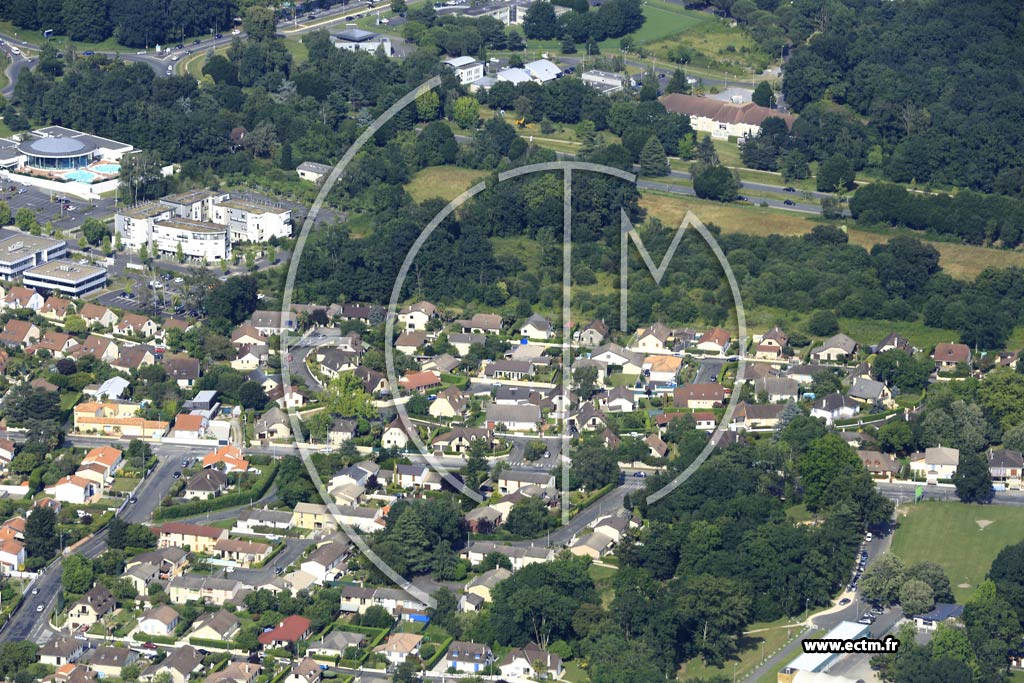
300,541,350,584
257,615,312,649
856,450,899,480
578,319,609,347
933,342,971,371
142,644,204,683
909,446,960,482
499,644,564,680
76,335,119,362
203,445,250,473
848,377,894,406
809,393,860,424
643,354,682,383
3,286,44,311
137,604,180,636
429,386,467,418
255,406,290,440
635,323,670,352
381,417,416,449
86,646,138,678
590,343,643,374
190,609,240,642
568,403,609,432
459,313,503,335
602,385,636,412
38,636,86,667
755,327,788,359
214,538,271,567
695,327,731,354
49,475,96,504
398,370,442,392
432,426,491,454
155,522,228,553
398,301,436,331
170,413,207,440
72,401,168,438
449,332,485,356
520,313,553,340
0,319,40,347
988,449,1024,489
876,332,913,354
65,585,115,632
393,331,425,356
184,469,229,500
446,641,495,674
569,531,615,559
810,334,858,363
728,401,784,431
394,464,443,491
375,633,422,666
291,502,337,531
249,310,297,336
485,403,541,432
167,575,243,606
674,384,727,409
912,603,964,632
79,303,119,328
0,539,25,573
307,631,366,659
754,376,799,403
114,313,160,339
498,469,555,495
284,658,323,683
465,568,512,604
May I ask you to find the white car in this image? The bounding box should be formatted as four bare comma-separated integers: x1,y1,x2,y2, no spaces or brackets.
225,566,235,574
174,277,184,283
10,47,20,56
36,605,44,612
171,55,179,61
231,29,241,35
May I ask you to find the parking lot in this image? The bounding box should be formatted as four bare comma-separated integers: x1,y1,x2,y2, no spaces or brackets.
0,178,117,233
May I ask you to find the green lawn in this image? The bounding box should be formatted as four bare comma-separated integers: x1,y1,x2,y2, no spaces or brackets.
890,501,1024,603
588,563,618,581
563,660,591,683
59,391,82,410
111,477,140,494
596,4,711,52
404,166,489,204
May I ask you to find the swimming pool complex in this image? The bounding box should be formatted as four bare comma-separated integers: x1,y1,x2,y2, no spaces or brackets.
91,163,121,174
62,169,99,183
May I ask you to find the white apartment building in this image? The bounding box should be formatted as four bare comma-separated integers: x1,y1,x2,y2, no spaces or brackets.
443,56,485,85
207,197,292,243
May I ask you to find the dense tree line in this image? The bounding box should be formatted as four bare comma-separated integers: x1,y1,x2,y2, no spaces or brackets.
1,0,235,46
850,183,1024,248
780,0,1024,194
521,0,644,44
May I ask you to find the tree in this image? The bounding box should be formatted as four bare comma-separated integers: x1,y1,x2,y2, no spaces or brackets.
24,507,57,559
899,578,934,616
107,517,128,550
877,420,914,454
573,366,600,400
905,561,954,603
639,135,669,177
391,0,407,13
678,574,752,666
14,207,38,233
61,0,111,42
62,553,94,594
691,164,739,202
505,497,554,537
665,69,690,94
453,96,480,129
780,150,810,181
523,1,558,39
953,451,993,503
571,442,618,490
817,154,856,193
80,217,109,245
806,310,839,336
322,373,376,419
859,553,906,606
415,90,440,122
752,81,774,107
243,6,277,41
0,202,10,227
238,382,269,411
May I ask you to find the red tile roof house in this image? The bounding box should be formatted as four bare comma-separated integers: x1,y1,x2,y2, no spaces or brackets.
257,615,312,649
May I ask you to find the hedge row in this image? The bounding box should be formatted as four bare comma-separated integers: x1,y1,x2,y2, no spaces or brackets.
153,462,278,520
188,637,234,649
132,632,177,645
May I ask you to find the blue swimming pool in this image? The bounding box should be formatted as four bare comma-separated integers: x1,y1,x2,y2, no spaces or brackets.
91,163,121,174
63,169,99,183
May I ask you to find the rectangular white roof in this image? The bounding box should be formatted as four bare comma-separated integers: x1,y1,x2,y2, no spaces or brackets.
786,621,869,673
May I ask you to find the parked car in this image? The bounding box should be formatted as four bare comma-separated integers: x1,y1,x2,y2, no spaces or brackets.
173,471,181,479
231,29,241,35
783,186,796,192
192,39,201,45
143,642,157,650
839,598,851,606
783,199,796,206
215,33,223,39
82,50,94,56
175,43,184,49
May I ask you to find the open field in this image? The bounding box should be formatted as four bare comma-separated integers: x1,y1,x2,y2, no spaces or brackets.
644,2,770,77
638,191,1024,280
404,166,488,203
891,501,1024,603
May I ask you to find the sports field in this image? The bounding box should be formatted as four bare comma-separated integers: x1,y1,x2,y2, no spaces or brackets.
890,501,1024,603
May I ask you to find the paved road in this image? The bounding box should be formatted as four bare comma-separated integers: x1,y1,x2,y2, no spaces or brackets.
0,449,182,644
693,357,726,384
878,480,1024,507
221,537,317,586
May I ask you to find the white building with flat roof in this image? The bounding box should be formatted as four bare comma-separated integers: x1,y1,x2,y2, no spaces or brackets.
23,260,108,296
443,56,485,85
152,217,230,262
0,235,68,278
582,70,626,94
207,197,291,243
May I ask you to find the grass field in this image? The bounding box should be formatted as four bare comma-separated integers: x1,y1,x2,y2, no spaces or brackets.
890,501,1024,603
638,191,1024,280
404,166,489,203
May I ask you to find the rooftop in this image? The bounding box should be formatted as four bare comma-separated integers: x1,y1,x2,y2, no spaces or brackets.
24,260,106,282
